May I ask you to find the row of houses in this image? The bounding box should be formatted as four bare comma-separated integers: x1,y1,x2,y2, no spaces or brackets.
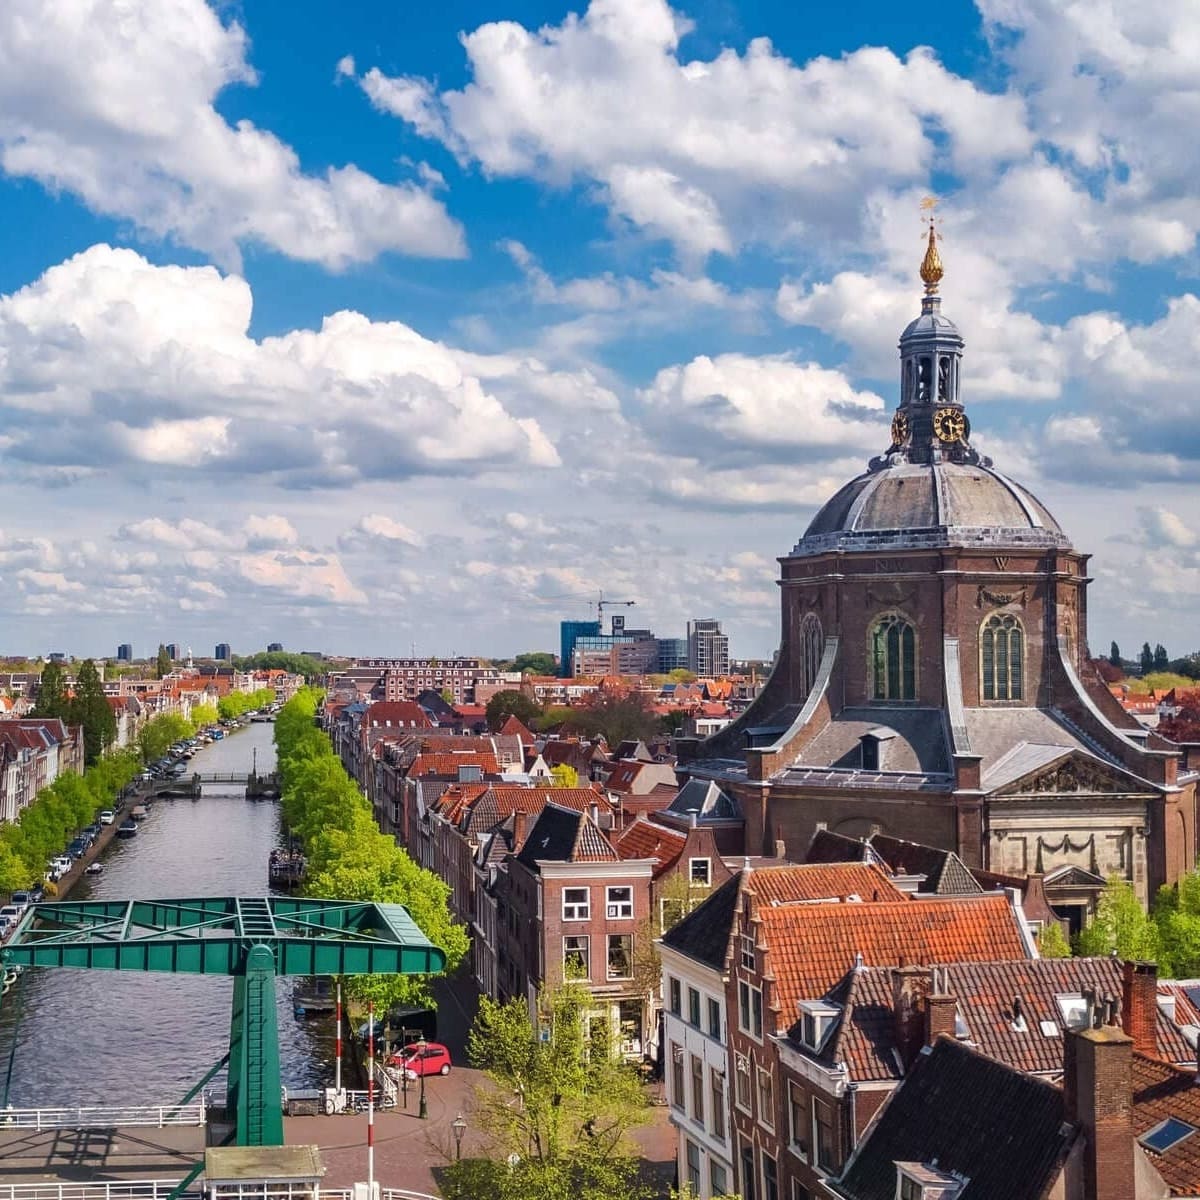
660,833,1200,1200
0,718,85,822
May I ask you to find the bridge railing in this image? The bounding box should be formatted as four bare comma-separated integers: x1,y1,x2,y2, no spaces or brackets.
0,1102,206,1131
0,1184,201,1200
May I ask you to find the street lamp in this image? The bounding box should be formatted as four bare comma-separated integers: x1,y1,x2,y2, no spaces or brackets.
416,1037,428,1120
452,1111,467,1160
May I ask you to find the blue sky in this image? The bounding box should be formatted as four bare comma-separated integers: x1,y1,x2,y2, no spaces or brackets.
1,0,1198,663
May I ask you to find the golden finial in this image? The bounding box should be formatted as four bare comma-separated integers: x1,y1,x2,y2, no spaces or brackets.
919,196,943,295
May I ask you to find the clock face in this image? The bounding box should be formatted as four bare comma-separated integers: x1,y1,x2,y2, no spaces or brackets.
933,407,967,443
890,411,909,445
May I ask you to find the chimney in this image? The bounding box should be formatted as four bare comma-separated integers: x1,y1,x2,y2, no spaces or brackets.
891,965,933,1070
1120,960,1158,1056
924,968,958,1045
512,810,527,850
775,837,787,860
1063,1025,1135,1200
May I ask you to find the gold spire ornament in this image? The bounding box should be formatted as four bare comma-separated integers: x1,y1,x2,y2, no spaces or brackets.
919,196,943,295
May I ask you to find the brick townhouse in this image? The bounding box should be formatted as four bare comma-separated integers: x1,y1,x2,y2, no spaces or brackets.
659,863,1036,1200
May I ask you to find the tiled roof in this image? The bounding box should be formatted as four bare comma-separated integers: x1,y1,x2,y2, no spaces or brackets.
748,862,905,906
452,784,605,835
761,894,1029,1016
515,802,619,866
408,752,500,777
498,714,535,743
1131,1053,1200,1195
823,958,1193,1082
605,762,645,792
613,816,686,871
831,1037,1073,1200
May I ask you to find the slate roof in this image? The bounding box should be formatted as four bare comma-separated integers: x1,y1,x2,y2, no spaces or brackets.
820,957,1193,1082
793,706,951,775
805,828,875,865
515,802,619,866
831,1037,1073,1200
1131,1053,1200,1196
666,777,740,820
761,895,1029,1016
660,872,742,971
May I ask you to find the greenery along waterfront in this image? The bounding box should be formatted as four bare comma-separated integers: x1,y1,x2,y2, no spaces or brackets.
274,689,469,1011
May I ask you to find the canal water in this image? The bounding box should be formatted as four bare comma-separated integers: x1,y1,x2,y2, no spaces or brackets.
0,722,335,1106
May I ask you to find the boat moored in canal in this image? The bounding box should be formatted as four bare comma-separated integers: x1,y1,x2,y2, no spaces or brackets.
130,804,149,821
268,847,306,889
116,818,138,839
85,862,104,875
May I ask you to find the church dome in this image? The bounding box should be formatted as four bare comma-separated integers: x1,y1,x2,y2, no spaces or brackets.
795,460,1071,556
793,217,1072,558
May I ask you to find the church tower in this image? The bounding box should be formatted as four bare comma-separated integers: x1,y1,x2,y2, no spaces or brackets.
679,229,1194,922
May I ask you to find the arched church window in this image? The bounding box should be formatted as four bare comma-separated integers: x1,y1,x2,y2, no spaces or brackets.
981,613,1024,701
870,614,916,702
798,613,823,698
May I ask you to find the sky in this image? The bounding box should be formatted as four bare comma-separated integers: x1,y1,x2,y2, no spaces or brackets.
1,0,1199,663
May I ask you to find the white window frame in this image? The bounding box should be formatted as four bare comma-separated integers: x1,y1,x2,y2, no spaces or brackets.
562,887,590,920
757,1067,775,1132
741,934,755,970
606,932,633,980
734,1052,752,1114
606,885,633,919
563,934,590,978
690,857,712,885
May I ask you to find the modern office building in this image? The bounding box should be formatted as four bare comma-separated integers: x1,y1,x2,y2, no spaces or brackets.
116,643,133,662
267,642,284,653
687,620,730,677
164,643,179,661
214,643,232,662
559,620,601,678
656,638,689,673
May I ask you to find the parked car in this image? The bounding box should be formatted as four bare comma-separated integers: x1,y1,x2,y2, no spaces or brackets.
9,892,29,912
98,810,115,825
0,906,22,924
387,1042,452,1077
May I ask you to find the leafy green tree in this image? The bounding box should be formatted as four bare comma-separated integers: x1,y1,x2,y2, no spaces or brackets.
659,710,688,735
574,689,658,746
139,714,194,762
512,652,558,676
1155,643,1170,672
1140,642,1155,675
535,705,578,732
70,659,116,765
1036,922,1072,959
189,703,219,729
234,651,325,679
1109,641,1122,668
1152,871,1200,977
486,690,541,730
34,661,70,722
155,644,172,678
668,668,697,683
1076,876,1160,961
549,764,579,788
441,979,650,1200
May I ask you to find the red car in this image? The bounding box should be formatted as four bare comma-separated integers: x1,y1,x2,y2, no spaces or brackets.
387,1041,452,1077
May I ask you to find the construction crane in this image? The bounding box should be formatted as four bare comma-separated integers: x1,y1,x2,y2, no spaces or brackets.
597,590,636,629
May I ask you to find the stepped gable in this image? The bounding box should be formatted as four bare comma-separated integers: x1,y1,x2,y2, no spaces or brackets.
831,1037,1073,1200
760,894,1029,1017
515,802,619,866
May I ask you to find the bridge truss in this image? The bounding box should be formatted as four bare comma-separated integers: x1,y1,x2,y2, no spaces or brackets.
0,897,445,1146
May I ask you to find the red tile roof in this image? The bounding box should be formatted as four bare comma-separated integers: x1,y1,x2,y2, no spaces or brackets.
1131,1053,1200,1194
614,816,687,871
747,862,906,906
498,714,536,744
408,752,499,777
365,701,433,728
759,894,1029,1015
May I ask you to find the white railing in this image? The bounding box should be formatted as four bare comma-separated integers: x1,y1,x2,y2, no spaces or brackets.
0,1102,206,1130
321,1191,440,1200
0,1183,198,1200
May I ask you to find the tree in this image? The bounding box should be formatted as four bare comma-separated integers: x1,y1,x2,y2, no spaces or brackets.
34,661,69,722
70,659,116,765
139,714,194,762
441,979,651,1200
574,689,658,746
1155,643,1170,672
1159,690,1200,743
513,652,558,676
1075,876,1160,961
549,764,579,788
1140,642,1155,675
1036,922,1072,959
668,668,697,683
1109,641,1122,668
659,709,689,734
535,705,579,732
189,702,219,729
155,644,172,679
486,690,541,730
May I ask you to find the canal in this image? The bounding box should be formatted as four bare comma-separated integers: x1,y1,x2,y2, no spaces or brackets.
0,722,335,1107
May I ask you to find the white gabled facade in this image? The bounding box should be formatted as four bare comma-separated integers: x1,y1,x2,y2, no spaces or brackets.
660,941,735,1200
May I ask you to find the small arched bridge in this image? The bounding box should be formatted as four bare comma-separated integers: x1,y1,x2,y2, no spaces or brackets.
146,771,281,799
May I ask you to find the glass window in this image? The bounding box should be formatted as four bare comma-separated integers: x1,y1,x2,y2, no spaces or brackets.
711,1161,729,1198
752,987,763,1038
813,1097,837,1172
688,987,702,1027
711,1069,726,1139
563,935,589,978
757,1068,774,1130
871,614,916,701
899,1178,923,1200
741,1146,757,1200
690,858,711,885
741,934,755,970
671,1044,685,1110
708,997,722,1040
691,1055,705,1125
791,1182,811,1200
606,885,633,919
981,613,1024,701
669,976,682,1016
606,933,632,980
762,1153,779,1200
562,887,589,920
686,1140,701,1193
735,1057,751,1111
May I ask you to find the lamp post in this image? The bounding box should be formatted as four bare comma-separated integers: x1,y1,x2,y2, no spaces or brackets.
452,1111,467,1160
417,1037,428,1120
